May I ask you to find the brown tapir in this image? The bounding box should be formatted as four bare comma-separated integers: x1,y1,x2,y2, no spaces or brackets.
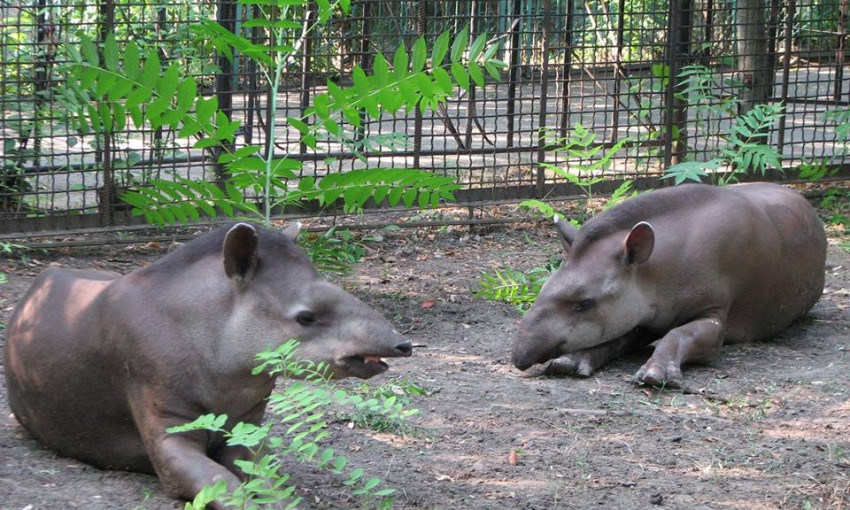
512,182,826,387
4,222,412,507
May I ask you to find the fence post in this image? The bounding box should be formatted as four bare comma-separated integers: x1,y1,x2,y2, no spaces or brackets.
299,7,317,156
356,0,375,143
96,0,115,226
215,0,237,186
777,0,796,151
506,0,522,147
558,0,575,139
663,0,692,167
464,0,478,149
413,0,426,169
536,0,552,197
835,0,848,101
611,0,627,145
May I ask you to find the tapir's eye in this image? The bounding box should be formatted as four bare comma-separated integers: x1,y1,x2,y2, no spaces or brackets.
574,299,596,312
296,310,316,326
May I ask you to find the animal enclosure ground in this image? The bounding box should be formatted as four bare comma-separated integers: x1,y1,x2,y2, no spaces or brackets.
1,206,849,510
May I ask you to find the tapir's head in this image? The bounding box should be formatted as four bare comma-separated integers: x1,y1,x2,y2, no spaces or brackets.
512,217,655,371
215,222,412,379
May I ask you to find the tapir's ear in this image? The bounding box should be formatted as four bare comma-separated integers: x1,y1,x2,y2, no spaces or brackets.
554,215,579,255
223,223,259,284
623,221,654,265
283,221,301,240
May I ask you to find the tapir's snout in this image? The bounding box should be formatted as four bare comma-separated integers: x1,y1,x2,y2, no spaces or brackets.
511,348,536,371
394,339,414,357
511,325,539,371
512,316,564,371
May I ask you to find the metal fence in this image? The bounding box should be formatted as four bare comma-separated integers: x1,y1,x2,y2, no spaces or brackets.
1,0,849,235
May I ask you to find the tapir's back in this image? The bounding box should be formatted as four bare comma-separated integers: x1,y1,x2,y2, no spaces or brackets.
623,183,825,342
720,183,826,341
4,267,149,470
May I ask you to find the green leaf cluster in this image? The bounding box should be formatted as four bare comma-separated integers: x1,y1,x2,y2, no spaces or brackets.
61,11,503,227
302,227,370,275
291,168,461,213
475,262,560,313
339,378,427,434
664,103,784,185
173,339,423,509
522,124,634,223
61,33,237,142
305,26,504,140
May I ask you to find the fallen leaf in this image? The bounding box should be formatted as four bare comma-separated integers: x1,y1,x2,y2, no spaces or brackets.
421,299,436,309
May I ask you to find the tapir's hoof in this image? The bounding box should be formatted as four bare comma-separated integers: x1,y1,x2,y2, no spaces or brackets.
544,356,594,378
634,360,683,388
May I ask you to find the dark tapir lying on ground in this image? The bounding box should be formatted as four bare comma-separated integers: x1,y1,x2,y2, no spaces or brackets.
512,182,826,387
4,222,412,507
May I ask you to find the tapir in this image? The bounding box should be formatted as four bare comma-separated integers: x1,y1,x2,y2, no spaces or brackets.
512,182,826,387
4,222,412,507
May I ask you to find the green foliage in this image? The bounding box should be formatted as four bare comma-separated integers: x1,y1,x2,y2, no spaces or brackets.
819,188,849,228
172,339,420,509
56,1,503,227
797,160,840,181
664,103,785,185
475,259,561,313
0,242,28,299
521,124,634,223
301,227,370,275
339,378,429,434
676,64,739,120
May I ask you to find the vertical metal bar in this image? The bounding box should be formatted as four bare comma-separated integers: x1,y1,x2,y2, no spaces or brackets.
558,0,575,138
506,0,522,147
464,0,477,148
413,0,426,169
777,0,795,151
356,0,374,142
704,0,714,62
664,0,691,167
835,0,848,101
767,0,780,82
536,0,552,197
299,7,317,155
245,4,262,147
612,0,626,144
215,0,236,184
97,0,115,226
663,0,676,169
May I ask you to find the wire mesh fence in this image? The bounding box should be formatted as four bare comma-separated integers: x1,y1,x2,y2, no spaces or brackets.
1,0,848,235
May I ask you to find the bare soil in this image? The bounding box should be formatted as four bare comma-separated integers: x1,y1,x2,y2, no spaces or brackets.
1,211,849,510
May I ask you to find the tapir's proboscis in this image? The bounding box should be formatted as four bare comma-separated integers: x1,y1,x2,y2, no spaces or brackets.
4,222,412,507
512,182,826,387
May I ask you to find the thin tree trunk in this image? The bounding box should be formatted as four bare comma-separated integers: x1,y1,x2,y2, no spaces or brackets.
736,0,774,115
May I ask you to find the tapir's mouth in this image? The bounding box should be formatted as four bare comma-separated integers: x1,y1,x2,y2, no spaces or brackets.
336,354,390,379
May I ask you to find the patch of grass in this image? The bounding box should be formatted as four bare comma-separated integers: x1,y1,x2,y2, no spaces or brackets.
337,378,432,435
302,227,374,275
820,188,850,228
475,257,562,313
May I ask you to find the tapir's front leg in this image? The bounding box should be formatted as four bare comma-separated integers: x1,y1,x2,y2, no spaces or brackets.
213,400,268,478
544,328,655,377
634,316,725,388
154,431,242,507
129,396,242,509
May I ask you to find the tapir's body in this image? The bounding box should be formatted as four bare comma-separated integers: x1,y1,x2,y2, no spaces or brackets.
513,183,826,386
5,223,412,507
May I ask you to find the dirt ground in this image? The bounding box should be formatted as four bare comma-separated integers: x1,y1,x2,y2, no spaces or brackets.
1,204,849,510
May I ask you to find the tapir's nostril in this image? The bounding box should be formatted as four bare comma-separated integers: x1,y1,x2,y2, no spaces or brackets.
395,341,413,356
